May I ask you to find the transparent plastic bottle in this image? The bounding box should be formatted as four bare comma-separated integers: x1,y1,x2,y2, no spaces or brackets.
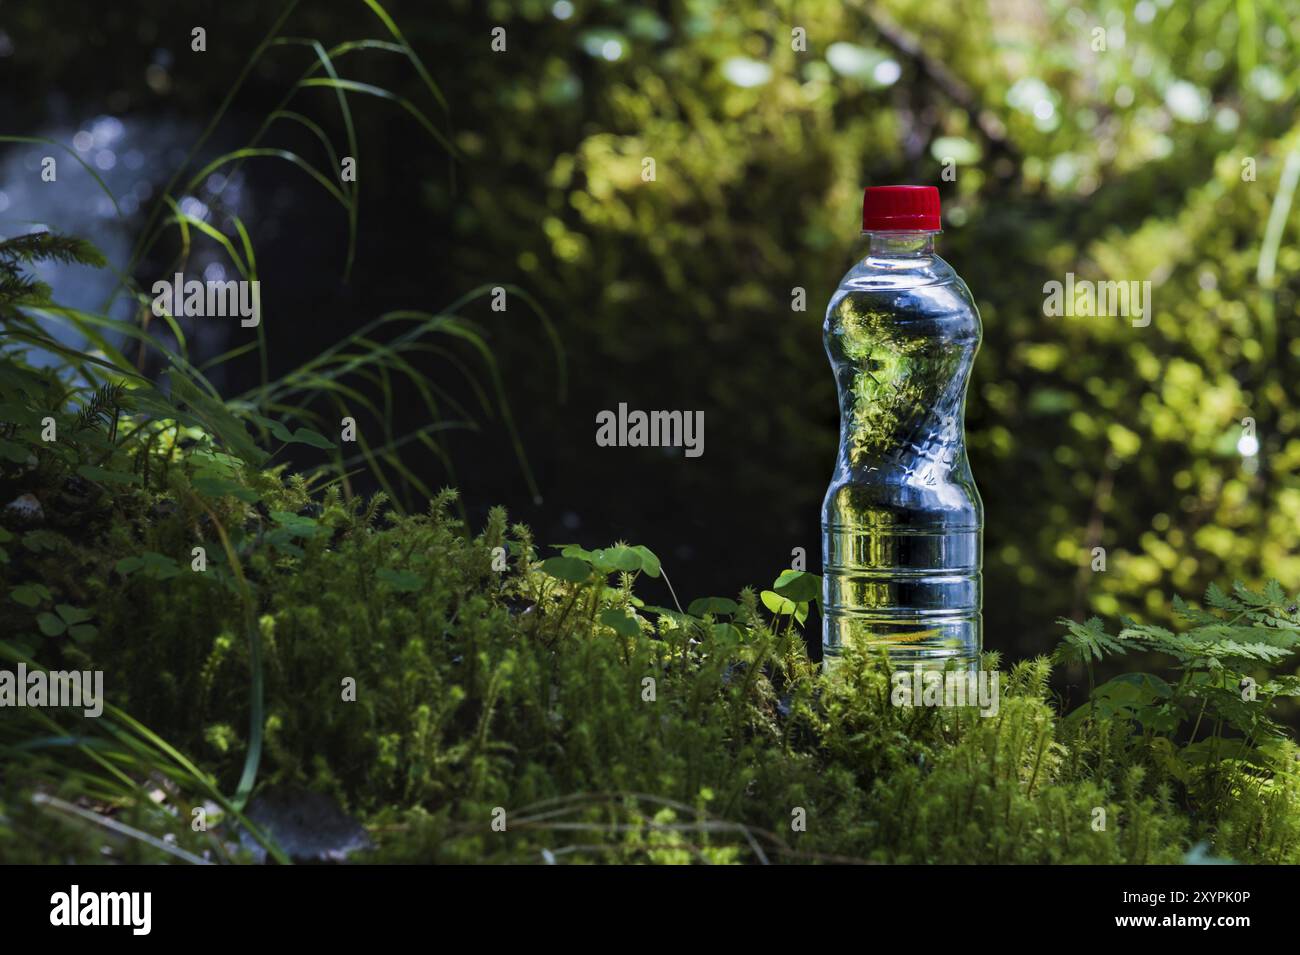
821,186,982,667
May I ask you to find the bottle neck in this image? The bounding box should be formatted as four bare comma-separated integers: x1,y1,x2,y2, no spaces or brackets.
864,230,938,256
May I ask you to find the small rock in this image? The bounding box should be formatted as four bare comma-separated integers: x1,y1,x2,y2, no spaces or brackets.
4,493,43,527
238,786,371,864
57,478,100,518
720,661,746,686
60,474,94,500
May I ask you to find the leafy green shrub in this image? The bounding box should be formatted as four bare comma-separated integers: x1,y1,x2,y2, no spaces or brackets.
422,0,1300,658
4,400,1299,861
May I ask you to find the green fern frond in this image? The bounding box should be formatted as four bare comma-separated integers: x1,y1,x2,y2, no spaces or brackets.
73,382,127,433
1053,615,1127,664
0,269,48,304
0,233,104,311
0,231,107,268
1172,593,1220,627
1205,581,1243,613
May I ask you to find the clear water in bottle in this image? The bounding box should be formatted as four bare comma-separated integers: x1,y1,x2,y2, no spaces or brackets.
821,186,983,667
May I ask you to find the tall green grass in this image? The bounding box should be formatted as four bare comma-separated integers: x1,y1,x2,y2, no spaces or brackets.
0,0,561,861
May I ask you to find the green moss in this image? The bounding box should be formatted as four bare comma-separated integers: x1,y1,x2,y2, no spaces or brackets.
1,352,1298,863
4,453,1297,861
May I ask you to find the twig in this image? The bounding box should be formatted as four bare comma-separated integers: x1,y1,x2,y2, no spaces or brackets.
33,793,211,865
857,4,1021,165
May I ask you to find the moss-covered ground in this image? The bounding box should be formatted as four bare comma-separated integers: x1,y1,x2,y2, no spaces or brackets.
4,436,1299,863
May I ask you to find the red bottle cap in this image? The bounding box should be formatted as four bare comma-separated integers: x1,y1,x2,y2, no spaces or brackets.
861,185,941,232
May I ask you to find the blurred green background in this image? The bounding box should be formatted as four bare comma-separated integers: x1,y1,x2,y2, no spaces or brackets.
2,0,1298,660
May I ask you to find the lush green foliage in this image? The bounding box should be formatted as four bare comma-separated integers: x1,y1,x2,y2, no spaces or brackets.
425,0,1300,655
5,0,1300,865
3,338,1300,861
